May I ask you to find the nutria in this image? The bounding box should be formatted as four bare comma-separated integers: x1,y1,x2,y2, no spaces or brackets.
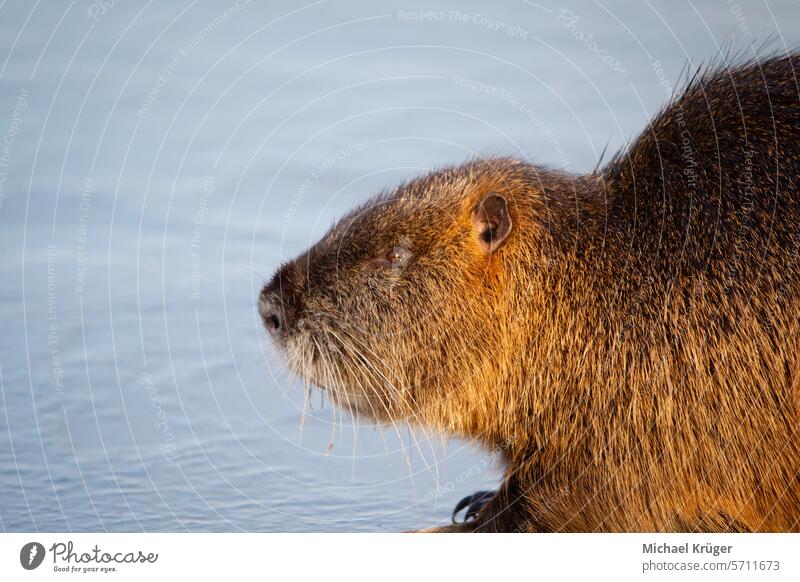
260,53,800,532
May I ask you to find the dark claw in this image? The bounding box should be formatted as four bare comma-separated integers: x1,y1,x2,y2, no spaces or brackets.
452,490,496,523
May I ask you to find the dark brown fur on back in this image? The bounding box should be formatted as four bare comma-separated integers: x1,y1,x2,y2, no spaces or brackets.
262,53,800,532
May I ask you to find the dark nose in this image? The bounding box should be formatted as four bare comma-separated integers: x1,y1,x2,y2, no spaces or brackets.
259,267,297,338
259,295,281,336
259,287,284,338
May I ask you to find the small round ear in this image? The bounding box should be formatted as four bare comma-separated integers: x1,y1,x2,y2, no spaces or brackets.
472,192,512,254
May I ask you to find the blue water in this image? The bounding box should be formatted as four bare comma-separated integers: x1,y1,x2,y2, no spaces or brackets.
1,0,799,532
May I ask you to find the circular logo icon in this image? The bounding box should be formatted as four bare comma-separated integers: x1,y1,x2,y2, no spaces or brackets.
20,542,46,570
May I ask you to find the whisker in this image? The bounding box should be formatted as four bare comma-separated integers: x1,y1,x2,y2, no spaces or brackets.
333,326,443,501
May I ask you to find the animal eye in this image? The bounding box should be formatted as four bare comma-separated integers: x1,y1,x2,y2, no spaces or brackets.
376,246,412,267
387,247,407,262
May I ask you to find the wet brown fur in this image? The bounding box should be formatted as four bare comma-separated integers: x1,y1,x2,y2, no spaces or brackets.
263,53,800,532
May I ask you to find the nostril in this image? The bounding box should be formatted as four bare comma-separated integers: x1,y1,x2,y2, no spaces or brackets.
259,271,297,337
267,314,280,333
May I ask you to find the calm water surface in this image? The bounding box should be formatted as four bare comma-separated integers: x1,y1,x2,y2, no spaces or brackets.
1,0,799,531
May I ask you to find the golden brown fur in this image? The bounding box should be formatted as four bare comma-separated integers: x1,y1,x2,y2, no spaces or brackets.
261,53,800,532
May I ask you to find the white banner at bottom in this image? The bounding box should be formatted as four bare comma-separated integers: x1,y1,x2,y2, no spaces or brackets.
1,533,797,581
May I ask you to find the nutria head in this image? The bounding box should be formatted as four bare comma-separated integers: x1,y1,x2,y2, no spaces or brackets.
260,158,576,439
260,54,800,533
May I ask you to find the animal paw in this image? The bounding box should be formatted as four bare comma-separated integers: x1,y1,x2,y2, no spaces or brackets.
452,490,495,523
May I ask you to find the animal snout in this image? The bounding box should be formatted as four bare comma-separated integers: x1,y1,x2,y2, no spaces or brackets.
259,266,299,339
259,287,288,338
259,294,281,337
